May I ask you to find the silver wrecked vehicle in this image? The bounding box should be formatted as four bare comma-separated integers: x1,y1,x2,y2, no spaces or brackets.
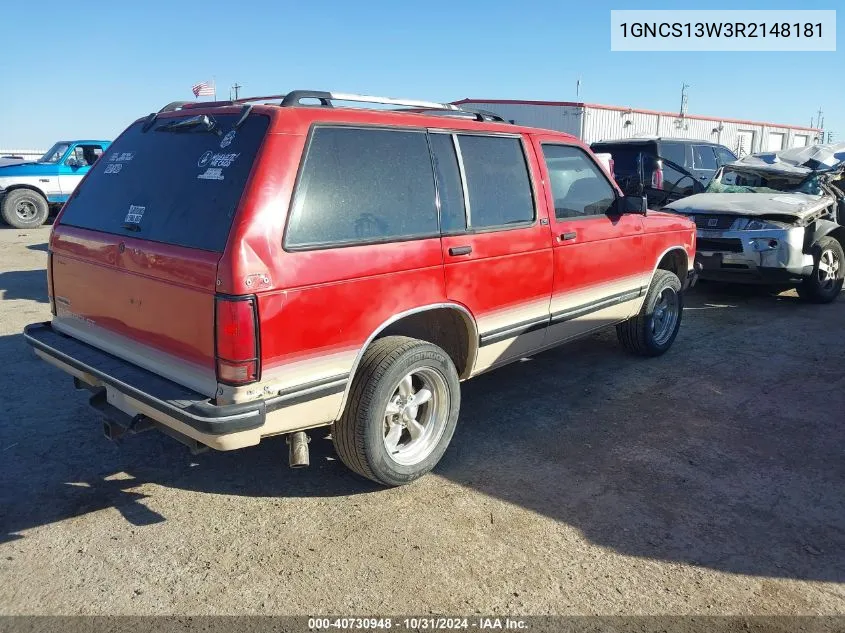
665,143,845,303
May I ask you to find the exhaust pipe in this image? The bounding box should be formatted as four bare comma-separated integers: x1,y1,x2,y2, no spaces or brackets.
287,431,310,468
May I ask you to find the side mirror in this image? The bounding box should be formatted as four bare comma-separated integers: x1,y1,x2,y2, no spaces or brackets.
66,157,80,168
618,195,648,215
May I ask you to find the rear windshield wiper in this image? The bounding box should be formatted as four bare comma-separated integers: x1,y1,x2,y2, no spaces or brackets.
154,114,219,134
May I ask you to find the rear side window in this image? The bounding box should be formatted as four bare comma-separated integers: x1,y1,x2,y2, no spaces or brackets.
458,135,534,229
286,127,438,249
59,113,270,252
542,145,616,219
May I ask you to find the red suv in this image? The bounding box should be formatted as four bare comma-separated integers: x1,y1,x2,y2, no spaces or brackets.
24,91,696,486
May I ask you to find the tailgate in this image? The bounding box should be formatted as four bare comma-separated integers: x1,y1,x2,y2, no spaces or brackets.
49,111,271,396
50,226,220,395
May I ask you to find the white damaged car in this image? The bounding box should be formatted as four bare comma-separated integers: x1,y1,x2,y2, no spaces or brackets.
665,143,845,303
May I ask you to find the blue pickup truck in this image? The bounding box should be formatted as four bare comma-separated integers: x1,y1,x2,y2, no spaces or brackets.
0,140,111,228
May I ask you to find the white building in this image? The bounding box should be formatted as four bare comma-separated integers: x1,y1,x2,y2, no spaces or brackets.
453,99,822,157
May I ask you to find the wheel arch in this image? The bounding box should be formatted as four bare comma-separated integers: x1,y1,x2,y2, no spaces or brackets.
337,303,479,417
806,219,845,252
653,246,689,281
3,184,49,200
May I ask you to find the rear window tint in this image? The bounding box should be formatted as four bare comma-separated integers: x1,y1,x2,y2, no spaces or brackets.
59,113,269,252
285,127,438,249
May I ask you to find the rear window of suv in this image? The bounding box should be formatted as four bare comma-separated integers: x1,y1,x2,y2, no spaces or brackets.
58,113,270,252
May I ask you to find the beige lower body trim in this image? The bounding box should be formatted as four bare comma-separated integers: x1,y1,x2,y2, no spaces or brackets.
472,328,546,375
549,274,648,316
219,348,357,405
475,297,550,337
546,298,639,344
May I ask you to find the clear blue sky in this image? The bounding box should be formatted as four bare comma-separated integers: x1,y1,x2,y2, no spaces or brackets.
1,0,841,148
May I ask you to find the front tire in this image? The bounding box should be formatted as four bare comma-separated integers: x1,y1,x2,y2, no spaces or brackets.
1,189,50,229
332,336,461,486
617,269,683,356
797,236,843,304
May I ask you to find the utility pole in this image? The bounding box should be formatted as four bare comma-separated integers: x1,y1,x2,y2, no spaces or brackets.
812,106,824,130
680,83,689,117
576,77,581,99
231,83,242,100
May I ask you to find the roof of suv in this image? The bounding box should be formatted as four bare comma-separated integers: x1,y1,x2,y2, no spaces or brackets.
151,90,576,140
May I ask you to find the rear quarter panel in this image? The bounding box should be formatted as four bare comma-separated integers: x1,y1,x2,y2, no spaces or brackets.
218,117,449,398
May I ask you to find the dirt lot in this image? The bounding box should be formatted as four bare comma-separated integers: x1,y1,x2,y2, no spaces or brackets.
0,228,843,616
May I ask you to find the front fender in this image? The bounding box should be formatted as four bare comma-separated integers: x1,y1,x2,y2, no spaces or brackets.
0,181,49,201
805,219,844,251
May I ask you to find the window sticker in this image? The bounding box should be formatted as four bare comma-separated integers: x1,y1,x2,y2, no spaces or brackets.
109,152,134,162
197,168,225,181
105,151,134,174
196,151,239,180
125,204,145,223
220,130,236,149
198,151,214,168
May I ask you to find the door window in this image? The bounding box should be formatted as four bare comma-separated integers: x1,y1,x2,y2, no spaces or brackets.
692,145,718,170
541,144,616,220
456,135,534,229
68,145,104,166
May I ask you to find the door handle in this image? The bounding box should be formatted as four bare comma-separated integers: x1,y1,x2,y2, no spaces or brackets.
559,232,577,241
448,245,472,256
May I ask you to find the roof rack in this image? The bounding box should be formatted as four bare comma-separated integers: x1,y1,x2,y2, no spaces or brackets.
166,90,507,122
398,107,507,123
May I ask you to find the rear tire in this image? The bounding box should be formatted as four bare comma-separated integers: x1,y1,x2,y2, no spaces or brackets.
617,269,683,357
796,236,843,304
332,336,461,487
1,189,50,229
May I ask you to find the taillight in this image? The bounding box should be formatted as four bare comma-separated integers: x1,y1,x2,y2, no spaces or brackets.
47,252,56,316
651,160,664,190
215,296,259,385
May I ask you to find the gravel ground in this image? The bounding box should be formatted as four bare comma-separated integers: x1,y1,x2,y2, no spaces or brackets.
0,227,843,616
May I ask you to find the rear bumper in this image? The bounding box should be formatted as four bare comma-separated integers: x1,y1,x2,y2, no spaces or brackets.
23,322,266,437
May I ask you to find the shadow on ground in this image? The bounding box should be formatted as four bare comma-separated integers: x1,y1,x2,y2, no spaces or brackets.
0,270,48,303
1,285,842,583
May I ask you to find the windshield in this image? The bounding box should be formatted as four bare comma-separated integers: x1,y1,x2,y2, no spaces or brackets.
706,166,819,195
38,143,70,164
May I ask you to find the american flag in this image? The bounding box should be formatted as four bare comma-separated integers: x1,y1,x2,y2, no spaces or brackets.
192,80,215,97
